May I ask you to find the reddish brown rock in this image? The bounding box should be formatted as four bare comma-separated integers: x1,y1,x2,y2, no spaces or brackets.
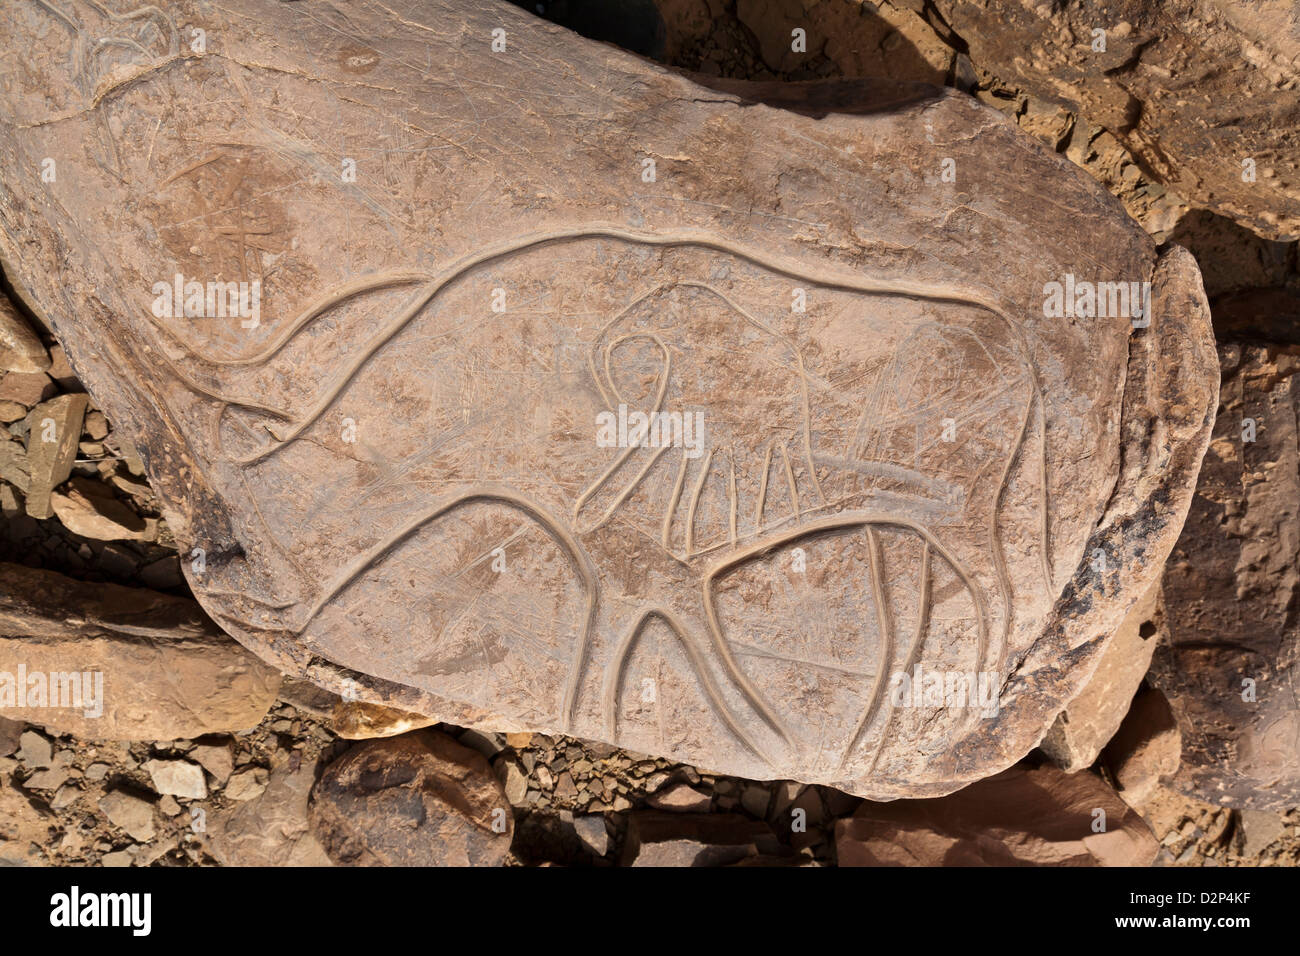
308,730,513,866
835,764,1158,866
1103,686,1181,808
0,563,281,739
0,0,1216,797
928,0,1300,240
1150,344,1300,810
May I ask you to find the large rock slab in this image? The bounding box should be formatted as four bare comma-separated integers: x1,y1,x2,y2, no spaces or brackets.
1150,344,1300,810
928,0,1300,240
0,0,1216,797
835,763,1159,866
0,563,281,739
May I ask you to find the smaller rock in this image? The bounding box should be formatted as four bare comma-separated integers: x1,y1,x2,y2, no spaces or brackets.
0,718,22,757
571,814,609,858
23,767,69,791
1234,809,1286,858
84,763,110,781
191,740,235,785
82,410,109,441
0,400,25,423
50,785,80,810
0,438,29,493
100,849,133,867
45,345,80,391
98,790,155,842
0,296,48,374
505,732,533,748
145,758,207,799
139,555,182,589
501,759,528,805
648,781,712,812
330,700,436,739
23,393,88,518
50,477,147,541
18,730,51,768
225,766,269,801
0,371,54,406
1102,686,1181,807
310,730,513,866
158,795,181,817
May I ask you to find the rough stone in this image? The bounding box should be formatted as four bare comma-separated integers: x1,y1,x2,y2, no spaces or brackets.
1233,809,1286,857
1040,584,1162,771
145,758,208,799
17,730,51,768
328,701,437,739
835,764,1158,866
0,563,281,739
191,740,235,786
22,393,87,519
309,730,512,866
0,371,54,407
0,294,49,374
225,767,269,802
50,476,148,541
1102,686,1182,808
98,790,155,843
0,437,30,494
0,0,1217,798
648,781,713,812
928,0,1300,240
571,814,609,858
1150,344,1300,810
206,751,331,866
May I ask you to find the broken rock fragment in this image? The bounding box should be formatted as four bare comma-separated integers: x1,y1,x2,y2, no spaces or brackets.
309,730,513,866
22,393,87,519
0,0,1217,797
0,563,281,739
0,294,49,374
50,476,148,541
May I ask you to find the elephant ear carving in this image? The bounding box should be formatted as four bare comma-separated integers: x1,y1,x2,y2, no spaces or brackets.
575,281,822,557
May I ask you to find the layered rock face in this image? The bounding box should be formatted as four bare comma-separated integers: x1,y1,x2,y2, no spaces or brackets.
1152,344,1300,810
926,0,1300,240
0,0,1217,796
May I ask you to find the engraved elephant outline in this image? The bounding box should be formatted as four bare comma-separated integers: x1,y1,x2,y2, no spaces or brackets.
148,225,1047,771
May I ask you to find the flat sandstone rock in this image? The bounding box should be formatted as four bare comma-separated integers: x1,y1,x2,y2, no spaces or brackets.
0,0,1217,797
